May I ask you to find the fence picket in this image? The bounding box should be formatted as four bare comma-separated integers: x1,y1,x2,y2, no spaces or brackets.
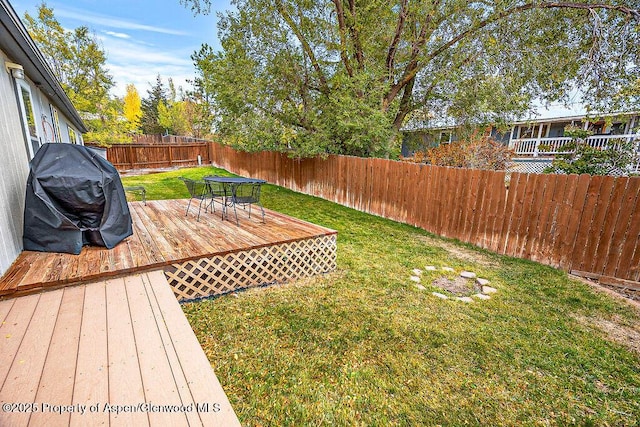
593,178,629,275
604,179,640,278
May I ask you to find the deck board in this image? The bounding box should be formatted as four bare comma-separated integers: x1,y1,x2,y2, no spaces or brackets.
70,280,109,427
0,290,63,426
30,285,85,427
0,272,240,426
0,199,336,297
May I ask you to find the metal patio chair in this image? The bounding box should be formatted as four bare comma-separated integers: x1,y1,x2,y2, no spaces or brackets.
202,176,226,215
179,177,215,221
230,181,265,225
123,185,146,205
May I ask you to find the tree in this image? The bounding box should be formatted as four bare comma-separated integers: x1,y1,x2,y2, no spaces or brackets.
22,2,69,80
184,0,640,158
158,79,189,135
182,93,215,139
140,75,168,134
83,97,131,145
123,84,142,133
24,3,114,115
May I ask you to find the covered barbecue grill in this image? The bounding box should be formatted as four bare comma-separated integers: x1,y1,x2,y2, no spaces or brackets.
23,143,133,254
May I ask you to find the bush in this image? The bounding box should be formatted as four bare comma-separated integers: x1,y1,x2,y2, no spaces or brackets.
425,134,514,170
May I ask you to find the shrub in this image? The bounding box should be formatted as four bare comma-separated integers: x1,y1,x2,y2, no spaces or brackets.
425,133,514,170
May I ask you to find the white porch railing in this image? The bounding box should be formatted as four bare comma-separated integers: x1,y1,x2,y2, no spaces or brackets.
509,134,640,173
510,134,640,156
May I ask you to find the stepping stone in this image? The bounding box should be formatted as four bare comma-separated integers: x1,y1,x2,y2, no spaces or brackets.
460,271,476,279
474,293,491,300
432,292,449,300
410,276,421,283
412,268,423,276
476,278,490,286
425,266,437,271
416,284,426,290
442,267,455,272
482,286,497,294
456,296,473,303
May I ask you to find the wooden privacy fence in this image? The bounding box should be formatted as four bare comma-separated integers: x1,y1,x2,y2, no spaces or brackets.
102,143,211,170
130,134,212,144
209,143,640,286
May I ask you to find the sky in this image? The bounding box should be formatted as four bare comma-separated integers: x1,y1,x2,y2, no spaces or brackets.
10,0,232,97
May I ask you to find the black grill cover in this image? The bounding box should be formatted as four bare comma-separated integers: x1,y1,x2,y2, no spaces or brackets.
23,143,133,254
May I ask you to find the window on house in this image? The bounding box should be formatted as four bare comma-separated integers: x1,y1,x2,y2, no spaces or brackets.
588,121,605,134
16,81,40,158
609,123,626,135
439,132,451,144
519,124,548,139
68,127,78,144
519,125,536,139
50,106,62,142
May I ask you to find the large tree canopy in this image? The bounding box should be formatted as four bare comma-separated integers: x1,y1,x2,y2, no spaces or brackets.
185,0,640,158
24,3,114,115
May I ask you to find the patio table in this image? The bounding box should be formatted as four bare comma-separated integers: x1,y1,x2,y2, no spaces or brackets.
204,176,267,225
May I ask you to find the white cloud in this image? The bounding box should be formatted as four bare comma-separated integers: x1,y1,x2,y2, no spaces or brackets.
99,35,196,97
104,31,131,39
56,7,190,36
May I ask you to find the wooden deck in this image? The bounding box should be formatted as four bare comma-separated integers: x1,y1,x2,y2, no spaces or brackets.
0,270,240,426
0,199,337,298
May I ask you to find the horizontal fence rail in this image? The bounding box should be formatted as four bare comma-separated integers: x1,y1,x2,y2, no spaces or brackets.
209,143,640,284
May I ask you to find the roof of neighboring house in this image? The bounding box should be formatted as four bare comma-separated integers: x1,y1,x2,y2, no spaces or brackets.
406,111,640,133
511,111,640,126
0,0,87,133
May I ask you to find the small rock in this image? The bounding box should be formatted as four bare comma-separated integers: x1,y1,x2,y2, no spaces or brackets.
476,278,490,286
410,276,421,283
456,296,474,303
442,266,455,272
432,292,449,299
482,286,497,294
460,271,477,279
232,293,239,298
425,266,437,271
416,284,426,290
412,268,423,276
474,293,491,300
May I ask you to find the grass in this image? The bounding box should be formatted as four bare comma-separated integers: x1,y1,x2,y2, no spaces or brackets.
122,166,640,426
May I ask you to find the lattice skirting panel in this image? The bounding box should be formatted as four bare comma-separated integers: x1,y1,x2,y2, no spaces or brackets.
164,234,337,301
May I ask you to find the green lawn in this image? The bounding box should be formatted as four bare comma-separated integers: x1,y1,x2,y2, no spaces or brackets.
122,166,640,426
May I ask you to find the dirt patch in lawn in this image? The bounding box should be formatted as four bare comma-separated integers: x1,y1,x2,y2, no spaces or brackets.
417,235,500,268
432,276,481,297
574,314,640,355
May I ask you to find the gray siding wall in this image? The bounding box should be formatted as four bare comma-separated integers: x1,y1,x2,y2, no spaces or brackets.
0,55,30,276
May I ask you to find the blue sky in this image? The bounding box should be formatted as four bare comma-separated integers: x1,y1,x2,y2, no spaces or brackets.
10,0,231,97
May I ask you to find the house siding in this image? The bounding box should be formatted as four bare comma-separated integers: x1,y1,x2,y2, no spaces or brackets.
0,54,86,277
0,55,30,276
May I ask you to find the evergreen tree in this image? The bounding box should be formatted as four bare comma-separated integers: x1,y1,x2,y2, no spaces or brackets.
140,75,168,135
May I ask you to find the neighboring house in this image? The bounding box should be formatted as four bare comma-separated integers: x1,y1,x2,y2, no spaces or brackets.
507,112,639,158
0,0,87,276
402,112,640,172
